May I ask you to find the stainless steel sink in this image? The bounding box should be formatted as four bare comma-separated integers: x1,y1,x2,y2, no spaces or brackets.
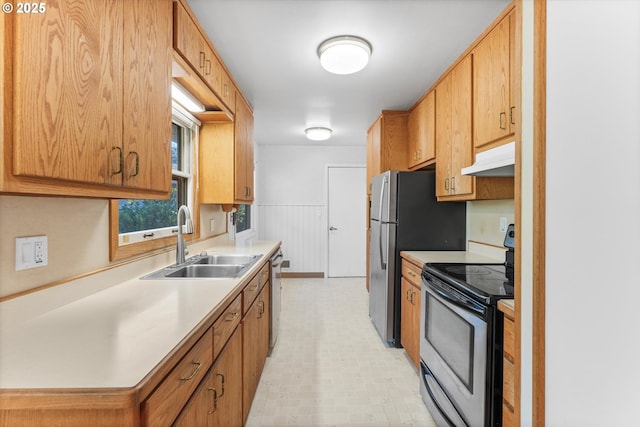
165,264,246,278
194,254,260,265
140,252,262,280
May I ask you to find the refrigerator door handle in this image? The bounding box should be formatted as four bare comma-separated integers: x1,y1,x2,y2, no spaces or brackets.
378,176,387,270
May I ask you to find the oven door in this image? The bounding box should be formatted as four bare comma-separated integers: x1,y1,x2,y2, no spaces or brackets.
420,273,489,427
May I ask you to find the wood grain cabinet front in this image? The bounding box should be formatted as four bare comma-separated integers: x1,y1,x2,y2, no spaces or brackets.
1,0,172,198
242,282,270,424
141,328,214,427
366,111,409,195
473,9,516,151
400,259,422,369
407,91,436,170
199,94,255,208
173,0,236,114
499,300,516,427
435,54,514,202
173,326,243,427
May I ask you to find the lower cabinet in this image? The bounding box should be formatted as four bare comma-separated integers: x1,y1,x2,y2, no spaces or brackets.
499,300,516,427
141,260,273,427
242,282,270,424
400,259,422,369
174,326,243,427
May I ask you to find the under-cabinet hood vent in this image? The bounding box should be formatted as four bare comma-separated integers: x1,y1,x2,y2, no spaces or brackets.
461,141,515,176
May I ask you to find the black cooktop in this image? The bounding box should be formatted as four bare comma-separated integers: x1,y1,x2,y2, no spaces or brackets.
423,263,514,304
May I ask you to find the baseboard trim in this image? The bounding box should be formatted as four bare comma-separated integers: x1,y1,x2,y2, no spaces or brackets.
280,272,324,278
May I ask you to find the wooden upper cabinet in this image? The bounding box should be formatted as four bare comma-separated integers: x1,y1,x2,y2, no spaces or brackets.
366,111,409,194
473,10,516,150
407,91,436,170
199,93,254,207
234,94,254,202
435,56,474,199
123,0,173,192
3,0,172,198
435,54,514,202
11,1,122,187
173,0,235,114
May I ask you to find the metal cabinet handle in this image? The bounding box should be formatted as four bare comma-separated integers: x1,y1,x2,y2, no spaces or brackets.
510,106,516,125
180,361,202,381
225,311,239,322
199,51,205,69
111,147,123,175
451,176,455,191
216,373,225,398
128,151,139,177
206,59,211,75
207,387,218,414
257,301,264,318
444,177,449,191
499,112,507,129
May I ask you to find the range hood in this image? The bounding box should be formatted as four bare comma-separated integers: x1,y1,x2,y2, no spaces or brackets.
461,141,515,176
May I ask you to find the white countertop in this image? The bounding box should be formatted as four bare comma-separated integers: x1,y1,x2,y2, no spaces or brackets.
400,250,503,266
0,240,280,390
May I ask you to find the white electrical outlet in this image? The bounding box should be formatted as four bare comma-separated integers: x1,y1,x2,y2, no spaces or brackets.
15,236,48,271
210,218,216,232
499,217,508,233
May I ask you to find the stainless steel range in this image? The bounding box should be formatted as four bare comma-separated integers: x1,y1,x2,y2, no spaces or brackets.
419,225,515,427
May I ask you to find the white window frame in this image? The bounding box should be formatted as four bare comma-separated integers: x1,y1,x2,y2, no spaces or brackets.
117,103,199,246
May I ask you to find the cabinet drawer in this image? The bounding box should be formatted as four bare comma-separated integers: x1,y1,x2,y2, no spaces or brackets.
503,357,515,410
402,260,422,287
258,262,270,287
141,330,213,427
242,273,262,315
503,316,515,362
213,295,241,359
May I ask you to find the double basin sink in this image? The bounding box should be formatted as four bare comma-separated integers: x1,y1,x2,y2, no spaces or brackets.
142,253,262,280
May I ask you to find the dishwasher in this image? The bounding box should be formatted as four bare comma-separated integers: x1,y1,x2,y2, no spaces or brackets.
268,249,283,355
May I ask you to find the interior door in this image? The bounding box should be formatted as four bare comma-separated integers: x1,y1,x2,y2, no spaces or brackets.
327,166,366,277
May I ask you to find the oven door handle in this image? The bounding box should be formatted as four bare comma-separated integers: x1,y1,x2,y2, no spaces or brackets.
424,276,485,317
422,364,468,427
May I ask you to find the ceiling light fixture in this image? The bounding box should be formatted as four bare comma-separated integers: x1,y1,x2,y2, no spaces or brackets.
305,127,332,141
171,81,205,113
317,35,372,75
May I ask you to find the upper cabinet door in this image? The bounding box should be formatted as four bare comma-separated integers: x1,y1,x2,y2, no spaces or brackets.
7,0,172,197
473,11,514,149
122,0,172,192
407,90,436,170
12,0,124,186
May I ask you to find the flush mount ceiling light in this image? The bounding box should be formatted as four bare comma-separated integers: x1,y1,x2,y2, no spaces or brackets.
171,81,205,113
317,35,372,75
305,127,332,141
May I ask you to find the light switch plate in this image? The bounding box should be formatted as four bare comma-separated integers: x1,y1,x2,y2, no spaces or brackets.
15,236,48,271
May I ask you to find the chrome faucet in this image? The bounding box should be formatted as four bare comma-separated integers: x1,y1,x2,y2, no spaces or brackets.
176,205,194,265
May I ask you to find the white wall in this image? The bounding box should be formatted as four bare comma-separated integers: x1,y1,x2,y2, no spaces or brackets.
255,144,366,273
546,1,640,425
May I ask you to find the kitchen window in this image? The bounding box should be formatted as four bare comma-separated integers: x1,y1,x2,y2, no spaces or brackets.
109,105,199,261
236,204,251,234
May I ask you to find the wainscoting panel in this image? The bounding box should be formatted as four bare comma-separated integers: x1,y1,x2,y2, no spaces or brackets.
257,204,325,274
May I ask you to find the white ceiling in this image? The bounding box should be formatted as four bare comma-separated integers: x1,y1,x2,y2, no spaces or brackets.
186,0,511,146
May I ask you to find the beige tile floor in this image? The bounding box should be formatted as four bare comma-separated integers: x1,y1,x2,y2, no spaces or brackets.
246,277,436,427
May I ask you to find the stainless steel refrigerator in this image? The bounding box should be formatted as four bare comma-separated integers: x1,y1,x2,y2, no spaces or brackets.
369,170,466,346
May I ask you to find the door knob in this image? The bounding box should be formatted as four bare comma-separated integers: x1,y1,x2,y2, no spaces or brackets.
329,226,338,231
